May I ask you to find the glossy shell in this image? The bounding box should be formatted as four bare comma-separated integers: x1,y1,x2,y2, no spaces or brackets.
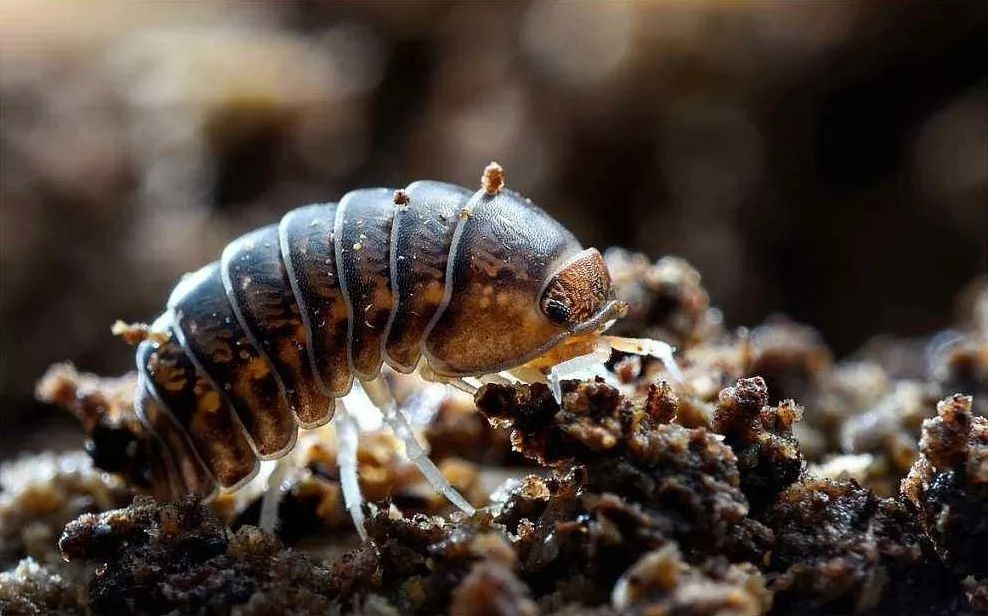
134,174,616,498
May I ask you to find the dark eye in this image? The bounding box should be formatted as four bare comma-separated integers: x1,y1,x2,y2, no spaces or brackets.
544,299,571,324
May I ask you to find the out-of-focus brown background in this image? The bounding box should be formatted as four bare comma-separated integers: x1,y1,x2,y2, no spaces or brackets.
1,1,986,457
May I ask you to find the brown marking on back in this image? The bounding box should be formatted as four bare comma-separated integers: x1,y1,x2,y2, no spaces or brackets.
335,188,397,379
279,203,353,397
222,225,334,427
385,180,473,372
142,337,258,488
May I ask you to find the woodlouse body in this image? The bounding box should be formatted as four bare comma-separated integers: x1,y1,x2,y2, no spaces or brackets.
134,167,624,500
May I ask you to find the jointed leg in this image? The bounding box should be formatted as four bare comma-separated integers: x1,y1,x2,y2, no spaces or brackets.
537,336,684,404
418,363,479,396
361,378,476,515
259,457,292,534
603,335,685,383
400,383,447,425
335,400,368,541
478,372,519,385
546,342,617,403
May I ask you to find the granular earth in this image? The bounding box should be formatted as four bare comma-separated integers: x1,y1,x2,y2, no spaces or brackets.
3,254,986,615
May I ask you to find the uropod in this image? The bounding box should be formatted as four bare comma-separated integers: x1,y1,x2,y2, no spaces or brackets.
117,163,680,537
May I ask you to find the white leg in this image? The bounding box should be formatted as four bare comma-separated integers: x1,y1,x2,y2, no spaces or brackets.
603,335,685,383
335,402,368,541
546,342,618,403
259,457,291,534
419,363,479,396
361,378,476,515
438,376,479,396
478,372,516,385
506,365,549,385
400,383,447,425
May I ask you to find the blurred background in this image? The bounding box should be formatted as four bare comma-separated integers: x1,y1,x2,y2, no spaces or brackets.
1,1,986,457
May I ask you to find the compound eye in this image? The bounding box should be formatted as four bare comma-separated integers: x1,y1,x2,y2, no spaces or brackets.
539,248,611,330
543,298,572,325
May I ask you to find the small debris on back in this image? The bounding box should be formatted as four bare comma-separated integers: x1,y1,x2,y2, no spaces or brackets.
110,320,170,346
482,161,504,195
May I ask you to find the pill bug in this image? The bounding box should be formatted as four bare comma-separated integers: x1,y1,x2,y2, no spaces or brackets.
122,162,670,533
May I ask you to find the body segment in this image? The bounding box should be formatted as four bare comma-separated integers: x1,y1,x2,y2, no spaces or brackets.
385,181,471,372
278,204,353,398
334,188,397,380
138,333,257,490
168,263,298,459
222,224,334,428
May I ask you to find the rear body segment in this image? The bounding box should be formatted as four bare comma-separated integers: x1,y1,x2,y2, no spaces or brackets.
168,263,298,459
134,373,215,498
138,329,258,489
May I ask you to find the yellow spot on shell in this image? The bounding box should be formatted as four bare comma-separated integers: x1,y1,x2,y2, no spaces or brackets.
198,391,222,414
245,357,270,380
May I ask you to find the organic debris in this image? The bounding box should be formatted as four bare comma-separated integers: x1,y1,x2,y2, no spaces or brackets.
8,254,988,615
59,496,336,615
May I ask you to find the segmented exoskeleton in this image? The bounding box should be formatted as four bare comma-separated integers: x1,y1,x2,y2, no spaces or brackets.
128,163,668,536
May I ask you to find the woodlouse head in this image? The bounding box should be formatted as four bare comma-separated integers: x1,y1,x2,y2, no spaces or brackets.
539,248,627,334
424,163,627,377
